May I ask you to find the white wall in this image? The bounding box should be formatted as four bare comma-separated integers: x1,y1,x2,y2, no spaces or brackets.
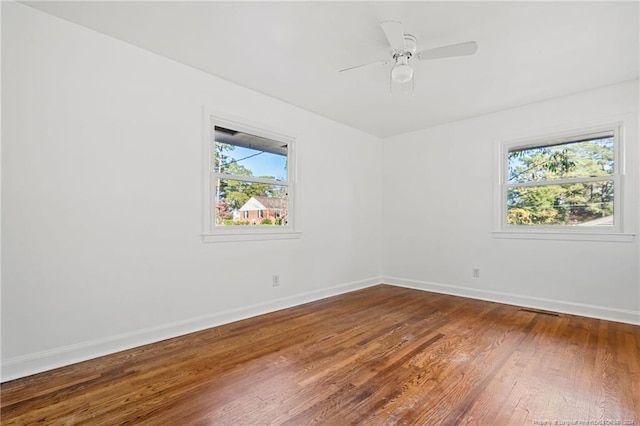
382,80,639,323
1,3,382,380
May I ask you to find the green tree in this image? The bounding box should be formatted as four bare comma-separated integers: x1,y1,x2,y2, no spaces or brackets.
213,143,255,220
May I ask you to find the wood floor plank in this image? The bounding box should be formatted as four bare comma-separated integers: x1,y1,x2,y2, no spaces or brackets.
1,285,638,425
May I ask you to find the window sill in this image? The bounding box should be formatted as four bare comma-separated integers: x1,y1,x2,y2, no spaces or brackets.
492,230,634,242
202,231,302,243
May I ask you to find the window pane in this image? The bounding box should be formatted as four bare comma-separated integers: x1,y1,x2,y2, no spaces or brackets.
507,181,614,226
215,179,288,226
213,126,287,181
508,137,614,184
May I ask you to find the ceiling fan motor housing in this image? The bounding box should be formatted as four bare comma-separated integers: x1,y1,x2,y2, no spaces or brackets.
402,34,417,55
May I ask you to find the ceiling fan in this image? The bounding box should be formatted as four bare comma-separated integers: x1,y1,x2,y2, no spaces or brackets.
340,21,478,93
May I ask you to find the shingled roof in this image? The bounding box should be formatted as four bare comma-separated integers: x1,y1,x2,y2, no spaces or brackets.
240,196,287,211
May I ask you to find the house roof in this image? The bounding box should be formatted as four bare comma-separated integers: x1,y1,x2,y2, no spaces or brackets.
239,196,287,211
576,215,614,226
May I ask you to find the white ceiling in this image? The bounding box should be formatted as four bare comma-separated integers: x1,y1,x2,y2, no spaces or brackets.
24,1,640,138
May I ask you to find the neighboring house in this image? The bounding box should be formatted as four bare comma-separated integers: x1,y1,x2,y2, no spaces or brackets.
239,196,287,223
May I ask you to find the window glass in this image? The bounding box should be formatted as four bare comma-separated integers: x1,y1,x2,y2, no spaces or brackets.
210,123,291,228
508,136,614,184
213,126,287,181
503,130,617,229
507,181,614,226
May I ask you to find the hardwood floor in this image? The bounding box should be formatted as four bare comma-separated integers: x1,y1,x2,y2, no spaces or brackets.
2,285,639,425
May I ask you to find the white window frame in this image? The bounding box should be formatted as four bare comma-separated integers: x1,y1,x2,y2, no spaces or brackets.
493,120,635,242
202,109,300,243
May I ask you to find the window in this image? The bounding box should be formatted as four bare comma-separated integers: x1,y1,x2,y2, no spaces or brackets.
203,112,299,242
495,123,633,241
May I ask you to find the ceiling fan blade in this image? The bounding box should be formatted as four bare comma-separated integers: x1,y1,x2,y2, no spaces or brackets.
339,59,390,73
381,20,406,51
415,41,478,61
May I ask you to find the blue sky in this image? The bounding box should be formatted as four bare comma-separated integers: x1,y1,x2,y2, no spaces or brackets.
228,146,287,180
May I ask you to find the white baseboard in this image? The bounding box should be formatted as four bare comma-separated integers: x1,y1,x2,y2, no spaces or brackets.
1,277,381,382
383,276,640,326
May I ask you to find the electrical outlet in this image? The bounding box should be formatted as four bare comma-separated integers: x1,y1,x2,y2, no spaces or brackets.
272,275,280,287
472,268,480,278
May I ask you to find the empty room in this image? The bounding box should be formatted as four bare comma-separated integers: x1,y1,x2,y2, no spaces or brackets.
1,1,639,424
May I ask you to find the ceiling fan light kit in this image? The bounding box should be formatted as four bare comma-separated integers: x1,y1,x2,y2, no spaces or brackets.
340,20,478,95
391,56,413,84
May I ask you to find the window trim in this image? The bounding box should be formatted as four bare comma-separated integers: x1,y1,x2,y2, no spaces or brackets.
493,120,635,242
201,109,300,243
